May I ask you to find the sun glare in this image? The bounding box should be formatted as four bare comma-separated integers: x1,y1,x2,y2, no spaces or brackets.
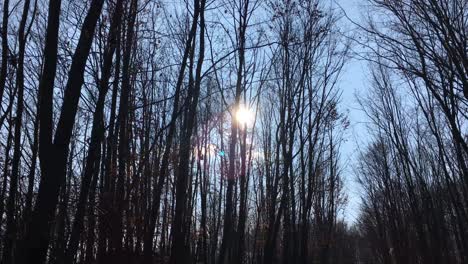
235,105,253,127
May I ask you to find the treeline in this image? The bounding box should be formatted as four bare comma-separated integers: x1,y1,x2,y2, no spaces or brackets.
0,0,352,263
354,0,468,264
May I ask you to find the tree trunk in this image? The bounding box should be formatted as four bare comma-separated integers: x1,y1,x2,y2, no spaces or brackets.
2,0,31,261
142,0,203,261
112,0,137,259
19,0,104,262
63,0,121,261
0,0,9,109
170,1,205,262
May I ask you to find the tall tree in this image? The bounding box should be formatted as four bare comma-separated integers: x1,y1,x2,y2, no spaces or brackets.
2,0,33,262
170,0,206,262
18,0,104,262
62,0,124,262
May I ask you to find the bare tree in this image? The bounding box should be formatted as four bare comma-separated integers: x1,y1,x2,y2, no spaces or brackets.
18,0,104,262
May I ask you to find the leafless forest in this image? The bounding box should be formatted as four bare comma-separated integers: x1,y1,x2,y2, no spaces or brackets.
0,0,466,263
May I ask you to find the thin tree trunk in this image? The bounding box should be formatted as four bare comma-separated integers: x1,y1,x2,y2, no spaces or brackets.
170,1,205,262
0,0,9,109
218,5,247,260
98,13,122,263
0,117,13,229
2,0,31,261
85,147,101,264
113,0,137,258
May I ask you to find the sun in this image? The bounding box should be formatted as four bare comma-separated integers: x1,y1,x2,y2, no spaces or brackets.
235,105,253,127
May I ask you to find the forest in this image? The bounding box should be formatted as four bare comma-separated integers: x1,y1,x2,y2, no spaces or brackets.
0,0,466,263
